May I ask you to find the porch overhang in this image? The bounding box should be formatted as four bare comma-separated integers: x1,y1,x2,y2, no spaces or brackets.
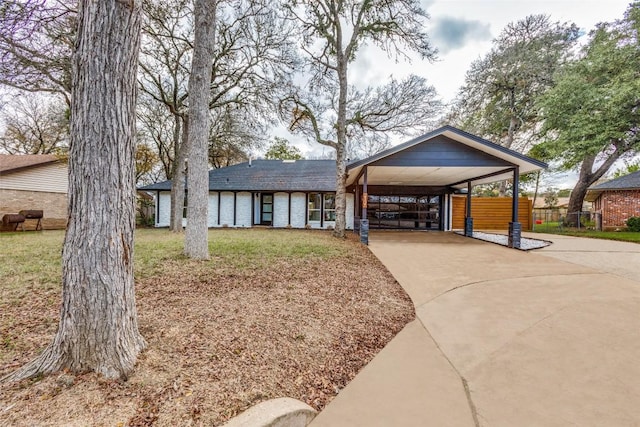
346,126,547,189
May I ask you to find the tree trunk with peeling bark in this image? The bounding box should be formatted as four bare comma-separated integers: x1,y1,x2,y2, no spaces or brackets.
2,0,146,383
170,115,188,232
184,0,216,259
333,52,348,238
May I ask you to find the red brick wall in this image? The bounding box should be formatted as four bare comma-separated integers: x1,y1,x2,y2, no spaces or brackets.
598,190,640,229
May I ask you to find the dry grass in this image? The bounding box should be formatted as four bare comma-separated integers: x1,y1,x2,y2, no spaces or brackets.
0,229,414,426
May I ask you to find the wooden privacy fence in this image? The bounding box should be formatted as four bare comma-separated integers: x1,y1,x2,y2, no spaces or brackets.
452,196,533,231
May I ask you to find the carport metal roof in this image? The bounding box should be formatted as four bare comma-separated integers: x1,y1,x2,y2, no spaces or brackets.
346,126,547,189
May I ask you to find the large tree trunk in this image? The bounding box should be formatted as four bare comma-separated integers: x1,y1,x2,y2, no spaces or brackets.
169,113,182,231
170,115,188,232
184,0,216,259
498,109,520,197
334,143,347,238
531,170,541,211
333,39,348,238
2,0,145,383
566,152,620,226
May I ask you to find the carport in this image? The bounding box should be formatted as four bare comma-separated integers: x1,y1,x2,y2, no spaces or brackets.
346,126,547,248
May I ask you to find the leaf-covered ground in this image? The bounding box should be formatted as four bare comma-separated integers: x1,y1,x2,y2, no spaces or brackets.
0,229,414,426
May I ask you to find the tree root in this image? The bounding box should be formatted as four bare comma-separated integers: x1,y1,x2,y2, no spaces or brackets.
1,346,64,384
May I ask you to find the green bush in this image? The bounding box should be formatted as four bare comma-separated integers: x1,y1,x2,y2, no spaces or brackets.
627,216,640,232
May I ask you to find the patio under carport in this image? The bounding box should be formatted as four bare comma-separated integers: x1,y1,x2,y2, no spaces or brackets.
346,126,547,248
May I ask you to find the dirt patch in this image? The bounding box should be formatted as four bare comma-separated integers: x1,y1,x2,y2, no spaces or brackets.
0,232,413,426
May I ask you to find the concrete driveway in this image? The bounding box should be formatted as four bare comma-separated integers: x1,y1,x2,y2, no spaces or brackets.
311,232,640,427
525,232,640,281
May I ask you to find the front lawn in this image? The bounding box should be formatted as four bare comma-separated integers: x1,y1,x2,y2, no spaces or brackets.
531,227,640,243
0,229,414,426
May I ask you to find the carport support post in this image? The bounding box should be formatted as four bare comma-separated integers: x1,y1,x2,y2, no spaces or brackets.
508,167,522,249
360,166,369,245
464,181,473,237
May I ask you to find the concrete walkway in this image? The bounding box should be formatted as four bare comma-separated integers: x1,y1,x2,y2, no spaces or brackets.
311,232,640,427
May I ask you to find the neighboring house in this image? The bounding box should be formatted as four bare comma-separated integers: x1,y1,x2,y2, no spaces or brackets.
586,170,640,230
533,196,570,222
0,154,68,230
140,126,545,232
532,197,591,222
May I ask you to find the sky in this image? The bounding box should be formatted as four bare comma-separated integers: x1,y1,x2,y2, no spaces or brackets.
279,0,633,168
419,0,632,103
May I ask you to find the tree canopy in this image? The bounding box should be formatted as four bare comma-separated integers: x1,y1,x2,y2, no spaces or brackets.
451,14,579,153
0,93,68,155
0,0,74,104
264,137,303,160
535,2,640,218
281,0,440,237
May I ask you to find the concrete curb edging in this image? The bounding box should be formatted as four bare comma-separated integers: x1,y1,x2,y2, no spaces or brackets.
221,398,317,427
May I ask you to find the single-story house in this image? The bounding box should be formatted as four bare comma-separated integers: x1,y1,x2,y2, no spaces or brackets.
142,159,350,229
586,170,640,230
140,126,546,246
0,154,68,230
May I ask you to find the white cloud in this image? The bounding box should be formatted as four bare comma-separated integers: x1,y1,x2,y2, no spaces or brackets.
430,16,491,54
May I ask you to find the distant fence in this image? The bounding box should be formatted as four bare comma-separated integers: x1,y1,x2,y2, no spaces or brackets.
533,211,602,232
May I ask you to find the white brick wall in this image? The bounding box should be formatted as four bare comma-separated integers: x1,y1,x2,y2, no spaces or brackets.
155,190,356,230
208,192,219,226
157,192,171,226
273,192,289,227
236,192,252,227
219,192,234,226
290,193,307,228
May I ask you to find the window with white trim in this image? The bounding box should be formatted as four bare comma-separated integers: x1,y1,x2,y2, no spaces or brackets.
323,193,336,221
308,193,322,221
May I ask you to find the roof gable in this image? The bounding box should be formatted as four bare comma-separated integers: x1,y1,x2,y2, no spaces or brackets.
346,125,547,188
370,135,514,168
348,125,546,171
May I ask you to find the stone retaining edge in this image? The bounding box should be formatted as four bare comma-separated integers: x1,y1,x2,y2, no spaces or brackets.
221,397,317,427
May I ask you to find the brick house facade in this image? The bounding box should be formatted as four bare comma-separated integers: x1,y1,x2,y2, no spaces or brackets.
588,171,640,230
0,155,68,230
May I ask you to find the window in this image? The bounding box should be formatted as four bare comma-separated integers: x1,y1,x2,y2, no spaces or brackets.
308,193,322,221
324,193,336,221
183,192,188,219
308,193,336,222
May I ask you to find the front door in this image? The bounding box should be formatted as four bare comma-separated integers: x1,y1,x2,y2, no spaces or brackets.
260,193,273,225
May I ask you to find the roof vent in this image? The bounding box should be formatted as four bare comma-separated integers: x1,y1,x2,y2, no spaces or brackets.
282,159,296,163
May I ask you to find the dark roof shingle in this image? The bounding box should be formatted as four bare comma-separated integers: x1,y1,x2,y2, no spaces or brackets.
589,170,640,190
139,159,336,192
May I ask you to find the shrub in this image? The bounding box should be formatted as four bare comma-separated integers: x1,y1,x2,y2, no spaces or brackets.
627,216,640,232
